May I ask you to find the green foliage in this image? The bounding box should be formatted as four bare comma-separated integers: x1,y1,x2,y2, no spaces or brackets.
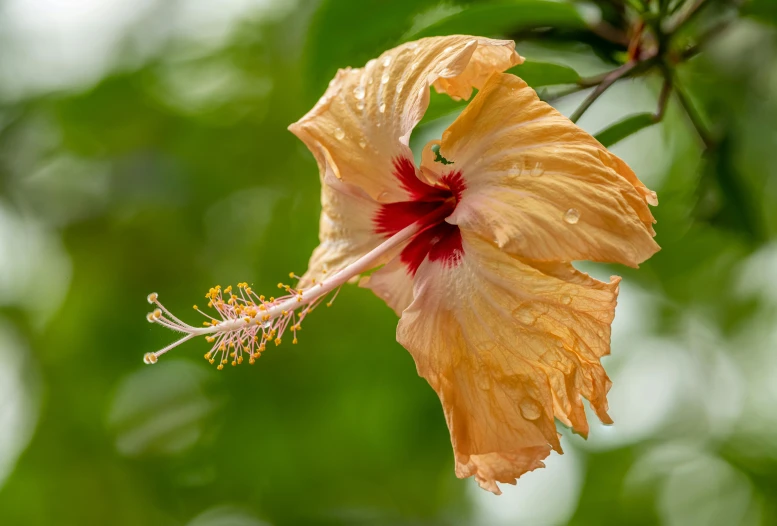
595,112,657,147
509,60,582,87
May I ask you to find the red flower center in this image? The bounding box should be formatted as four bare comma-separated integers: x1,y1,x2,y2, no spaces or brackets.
374,157,466,275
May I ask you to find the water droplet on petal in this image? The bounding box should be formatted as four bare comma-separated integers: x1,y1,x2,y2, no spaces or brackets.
513,305,537,325
366,59,377,69
597,329,605,338
353,85,365,100
379,103,386,113
531,162,544,177
561,295,572,305
409,62,417,72
334,128,345,140
359,138,367,149
519,398,542,420
383,55,392,67
356,101,365,111
381,72,390,84
507,164,521,178
396,81,404,94
408,42,418,50
443,46,454,53
563,208,580,224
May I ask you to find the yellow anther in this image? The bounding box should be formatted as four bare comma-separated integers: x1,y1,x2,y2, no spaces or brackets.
311,278,317,284
230,351,236,358
297,296,303,302
146,313,155,323
209,359,215,364
292,338,298,344
219,343,226,351
231,361,237,366
281,310,288,316
204,353,210,359
249,358,255,365
245,287,252,294
153,309,162,319
193,305,198,310
143,353,158,364
274,338,282,346
259,295,265,301
222,359,228,364
277,283,284,289
217,364,224,370
326,302,333,307
237,356,243,364
203,321,211,327
147,292,158,304
208,301,213,308
269,297,275,302
289,272,295,278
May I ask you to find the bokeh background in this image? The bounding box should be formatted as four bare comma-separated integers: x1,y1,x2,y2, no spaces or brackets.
1,0,776,524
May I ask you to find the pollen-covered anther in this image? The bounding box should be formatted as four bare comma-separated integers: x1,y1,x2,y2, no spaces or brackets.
147,292,158,304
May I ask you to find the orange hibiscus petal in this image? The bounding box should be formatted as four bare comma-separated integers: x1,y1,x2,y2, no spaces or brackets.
289,36,521,203
359,256,415,316
431,72,659,268
396,231,619,494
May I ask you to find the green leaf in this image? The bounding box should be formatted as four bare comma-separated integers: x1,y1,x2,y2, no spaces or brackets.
407,0,585,39
419,90,469,125
743,0,777,26
595,113,657,147
508,61,581,87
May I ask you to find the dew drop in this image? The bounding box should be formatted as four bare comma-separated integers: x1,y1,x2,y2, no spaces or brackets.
519,398,542,420
356,101,365,111
561,295,572,305
409,62,418,72
513,305,536,325
443,46,454,53
597,329,605,338
383,55,392,67
507,164,521,178
396,81,404,94
334,128,345,140
365,59,377,70
563,208,580,224
379,103,386,113
359,138,367,149
531,162,545,177
381,72,390,85
353,85,365,100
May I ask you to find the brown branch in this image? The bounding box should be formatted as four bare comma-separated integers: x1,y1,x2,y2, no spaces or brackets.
570,61,639,123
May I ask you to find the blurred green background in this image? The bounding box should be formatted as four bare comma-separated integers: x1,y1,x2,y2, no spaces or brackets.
1,0,776,524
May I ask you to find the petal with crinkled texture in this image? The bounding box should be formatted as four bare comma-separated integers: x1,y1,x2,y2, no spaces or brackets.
430,72,659,268
359,256,415,316
301,152,381,284
396,231,619,494
289,36,522,203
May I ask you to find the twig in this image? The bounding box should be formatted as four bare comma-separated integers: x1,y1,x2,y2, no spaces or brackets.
673,80,715,149
570,61,639,123
680,18,735,60
665,0,708,33
654,75,673,121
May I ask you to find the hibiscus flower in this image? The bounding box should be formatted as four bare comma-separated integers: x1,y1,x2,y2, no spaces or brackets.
144,35,659,494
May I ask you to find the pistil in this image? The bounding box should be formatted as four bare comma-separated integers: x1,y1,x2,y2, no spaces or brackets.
143,206,450,367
